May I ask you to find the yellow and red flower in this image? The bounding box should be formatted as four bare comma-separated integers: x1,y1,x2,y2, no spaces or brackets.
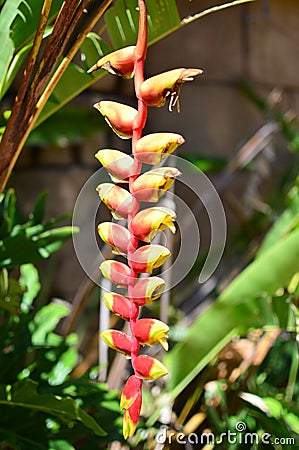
95,149,136,183
98,222,129,255
131,206,176,242
100,260,133,286
87,46,136,79
120,375,142,439
133,318,169,350
131,167,181,202
140,68,202,111
96,183,133,219
134,132,185,165
94,101,138,139
130,244,171,273
130,276,166,306
102,292,132,321
100,329,133,356
133,355,168,380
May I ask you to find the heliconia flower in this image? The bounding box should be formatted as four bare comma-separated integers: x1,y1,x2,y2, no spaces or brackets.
95,149,136,183
130,244,171,274
94,101,138,139
87,46,136,79
100,260,133,286
133,355,168,380
131,167,181,202
100,329,133,356
98,222,129,255
133,318,169,350
103,292,132,321
120,375,142,410
134,132,185,165
131,207,176,243
121,376,142,439
96,183,133,219
140,68,202,111
131,276,166,306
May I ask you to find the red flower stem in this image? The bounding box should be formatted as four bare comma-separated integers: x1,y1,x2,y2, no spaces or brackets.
127,0,148,365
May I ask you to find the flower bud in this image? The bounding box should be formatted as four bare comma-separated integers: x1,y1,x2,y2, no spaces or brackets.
87,46,136,79
140,68,202,111
131,207,176,243
130,245,171,274
96,183,133,220
95,149,136,183
120,375,142,410
100,260,133,286
103,292,132,321
134,132,185,165
133,355,168,380
131,167,181,202
121,376,142,439
100,329,133,356
98,222,129,255
131,276,165,306
94,101,138,139
133,318,169,350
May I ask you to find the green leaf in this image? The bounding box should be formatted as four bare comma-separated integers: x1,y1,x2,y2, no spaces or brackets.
165,228,299,392
105,0,181,48
0,0,22,97
48,346,78,386
29,191,48,225
35,35,111,127
19,263,41,310
285,412,299,434
30,302,70,346
0,379,106,436
257,183,299,256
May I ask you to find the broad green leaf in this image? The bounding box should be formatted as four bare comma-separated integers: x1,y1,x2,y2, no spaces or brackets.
30,302,70,346
105,0,181,48
10,0,62,51
165,228,299,392
0,379,106,436
35,36,111,127
0,0,23,97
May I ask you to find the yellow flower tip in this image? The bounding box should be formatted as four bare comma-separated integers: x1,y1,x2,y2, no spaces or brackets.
123,411,137,439
159,337,169,351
